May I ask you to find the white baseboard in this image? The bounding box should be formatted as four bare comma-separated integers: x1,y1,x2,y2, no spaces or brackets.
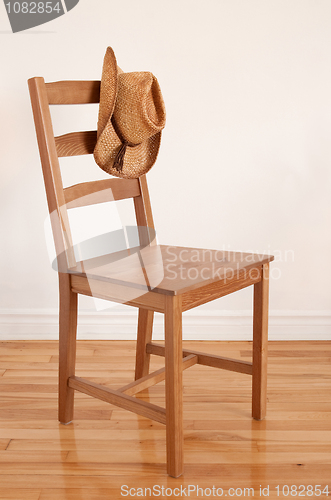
0,309,330,341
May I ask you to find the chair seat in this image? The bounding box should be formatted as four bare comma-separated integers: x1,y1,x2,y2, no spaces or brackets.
68,244,273,295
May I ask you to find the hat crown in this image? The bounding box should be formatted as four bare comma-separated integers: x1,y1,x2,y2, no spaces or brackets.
113,71,166,145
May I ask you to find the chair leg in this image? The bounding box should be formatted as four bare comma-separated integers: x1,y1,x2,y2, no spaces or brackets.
165,295,184,478
135,309,154,380
58,273,78,424
252,263,270,420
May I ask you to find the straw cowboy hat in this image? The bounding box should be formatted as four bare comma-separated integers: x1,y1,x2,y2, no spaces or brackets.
94,47,166,179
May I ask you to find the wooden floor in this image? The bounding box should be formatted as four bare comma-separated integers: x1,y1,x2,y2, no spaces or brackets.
0,340,330,500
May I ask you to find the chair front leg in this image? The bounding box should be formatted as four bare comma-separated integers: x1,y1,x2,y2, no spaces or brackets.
165,295,184,478
135,309,154,380
58,273,78,424
252,263,270,420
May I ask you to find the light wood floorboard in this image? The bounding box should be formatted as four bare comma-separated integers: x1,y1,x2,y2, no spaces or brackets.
0,340,330,499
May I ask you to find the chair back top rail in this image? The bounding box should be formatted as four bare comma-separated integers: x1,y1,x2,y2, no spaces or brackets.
46,80,101,104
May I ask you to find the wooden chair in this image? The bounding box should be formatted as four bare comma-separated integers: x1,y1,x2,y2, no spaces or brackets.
28,76,274,478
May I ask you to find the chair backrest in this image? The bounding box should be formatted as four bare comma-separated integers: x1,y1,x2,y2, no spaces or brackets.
28,77,155,271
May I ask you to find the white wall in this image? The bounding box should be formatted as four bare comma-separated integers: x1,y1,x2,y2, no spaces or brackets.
0,0,330,339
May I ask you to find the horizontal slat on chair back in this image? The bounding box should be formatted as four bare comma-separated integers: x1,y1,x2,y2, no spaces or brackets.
45,80,141,209
64,179,141,209
47,81,100,158
56,131,97,157
46,81,100,104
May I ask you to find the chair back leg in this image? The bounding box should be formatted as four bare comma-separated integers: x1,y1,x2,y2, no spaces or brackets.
58,273,78,424
135,309,154,380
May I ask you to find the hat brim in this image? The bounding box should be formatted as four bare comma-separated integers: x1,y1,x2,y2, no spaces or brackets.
94,127,161,179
